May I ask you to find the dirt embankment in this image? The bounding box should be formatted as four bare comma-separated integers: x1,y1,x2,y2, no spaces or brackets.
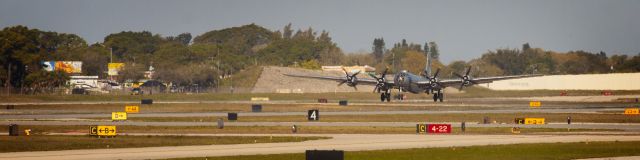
252,66,376,93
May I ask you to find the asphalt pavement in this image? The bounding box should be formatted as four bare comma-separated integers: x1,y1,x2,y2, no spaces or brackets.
2,134,640,160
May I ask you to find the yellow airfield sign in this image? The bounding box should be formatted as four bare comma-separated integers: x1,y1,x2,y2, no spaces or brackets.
97,126,117,136
125,105,139,113
529,101,541,108
624,108,639,115
112,112,127,121
524,118,545,124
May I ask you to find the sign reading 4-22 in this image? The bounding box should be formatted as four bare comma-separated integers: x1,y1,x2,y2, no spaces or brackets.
308,109,319,121
427,124,451,133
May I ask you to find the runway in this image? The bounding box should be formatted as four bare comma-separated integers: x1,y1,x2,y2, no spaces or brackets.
2,134,640,160
2,94,638,106
2,95,639,159
0,107,628,119
3,121,640,131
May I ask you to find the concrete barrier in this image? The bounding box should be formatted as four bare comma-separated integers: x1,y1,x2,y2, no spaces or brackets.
480,73,640,90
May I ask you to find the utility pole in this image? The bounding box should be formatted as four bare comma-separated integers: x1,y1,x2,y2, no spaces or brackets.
110,47,113,63
392,51,396,73
109,47,113,81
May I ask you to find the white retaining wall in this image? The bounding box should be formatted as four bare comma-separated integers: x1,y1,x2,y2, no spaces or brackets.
479,73,640,90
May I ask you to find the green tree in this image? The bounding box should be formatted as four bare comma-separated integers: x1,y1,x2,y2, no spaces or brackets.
428,41,439,60
24,70,69,94
300,59,321,70
609,54,628,72
401,50,427,74
0,25,42,89
447,61,468,75
81,44,110,77
258,24,344,67
104,31,165,65
372,38,385,62
117,63,146,83
522,43,531,51
283,23,293,40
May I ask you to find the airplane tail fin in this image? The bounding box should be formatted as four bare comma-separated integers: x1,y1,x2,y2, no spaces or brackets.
424,48,432,77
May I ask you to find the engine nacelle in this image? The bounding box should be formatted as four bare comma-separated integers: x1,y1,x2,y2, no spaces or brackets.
347,76,358,86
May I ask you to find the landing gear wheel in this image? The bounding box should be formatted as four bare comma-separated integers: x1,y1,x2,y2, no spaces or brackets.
438,92,444,102
380,93,386,102
386,93,391,102
433,93,438,102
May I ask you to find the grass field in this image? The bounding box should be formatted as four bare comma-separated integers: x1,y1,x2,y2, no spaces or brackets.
119,113,640,123
218,65,263,88
3,100,632,115
2,103,502,114
0,125,616,135
0,135,327,153
168,141,640,160
2,88,639,103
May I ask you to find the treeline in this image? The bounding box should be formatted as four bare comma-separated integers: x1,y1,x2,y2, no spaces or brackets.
0,24,347,93
2,24,640,93
471,43,640,76
0,26,96,93
347,39,640,78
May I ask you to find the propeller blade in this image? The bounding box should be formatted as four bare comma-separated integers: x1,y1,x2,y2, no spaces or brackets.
367,72,377,79
338,81,346,86
353,85,358,91
453,73,464,79
465,66,472,76
459,83,465,91
433,68,440,78
341,67,349,76
353,70,361,76
373,86,378,93
381,68,388,78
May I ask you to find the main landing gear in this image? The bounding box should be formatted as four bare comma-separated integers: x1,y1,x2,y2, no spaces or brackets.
432,90,444,102
380,92,391,102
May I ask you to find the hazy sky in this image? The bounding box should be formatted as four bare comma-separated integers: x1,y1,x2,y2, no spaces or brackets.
1,0,639,63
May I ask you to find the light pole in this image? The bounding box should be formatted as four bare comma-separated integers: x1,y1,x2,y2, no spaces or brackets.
110,47,113,63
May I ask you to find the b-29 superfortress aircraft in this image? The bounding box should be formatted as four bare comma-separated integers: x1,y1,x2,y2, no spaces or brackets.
285,52,542,102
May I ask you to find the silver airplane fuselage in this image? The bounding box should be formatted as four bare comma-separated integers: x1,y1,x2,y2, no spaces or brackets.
393,70,434,94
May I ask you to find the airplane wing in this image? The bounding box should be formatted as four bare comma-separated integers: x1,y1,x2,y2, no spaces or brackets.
437,74,543,87
283,74,387,85
413,74,542,86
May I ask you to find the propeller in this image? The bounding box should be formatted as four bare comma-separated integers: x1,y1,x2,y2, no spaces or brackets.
453,66,478,91
420,70,431,94
429,68,442,88
368,67,389,93
419,68,443,94
338,67,360,90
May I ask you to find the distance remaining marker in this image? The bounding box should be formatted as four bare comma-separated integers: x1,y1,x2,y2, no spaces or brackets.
308,110,319,121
